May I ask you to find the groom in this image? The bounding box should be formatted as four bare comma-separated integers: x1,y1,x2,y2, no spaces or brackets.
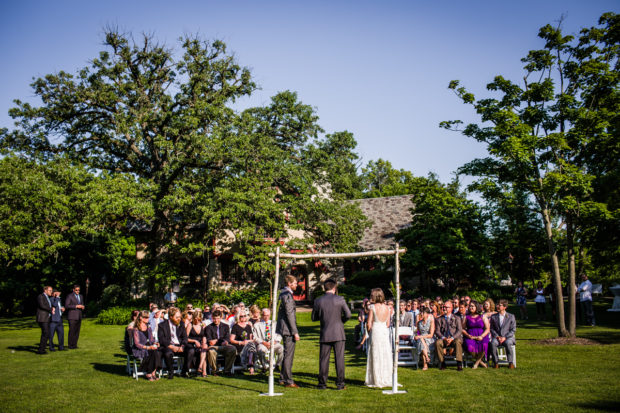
312,278,351,390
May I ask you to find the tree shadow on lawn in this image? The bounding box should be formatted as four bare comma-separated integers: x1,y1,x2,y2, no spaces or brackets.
8,345,39,354
91,362,128,376
0,318,39,331
572,400,620,412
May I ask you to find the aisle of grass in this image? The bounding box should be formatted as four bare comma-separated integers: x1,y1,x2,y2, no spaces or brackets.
1,303,619,412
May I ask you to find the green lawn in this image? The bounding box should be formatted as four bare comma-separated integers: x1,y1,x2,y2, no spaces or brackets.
1,302,619,412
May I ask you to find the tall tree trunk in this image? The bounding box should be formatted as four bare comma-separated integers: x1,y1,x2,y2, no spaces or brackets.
540,205,569,337
566,216,577,337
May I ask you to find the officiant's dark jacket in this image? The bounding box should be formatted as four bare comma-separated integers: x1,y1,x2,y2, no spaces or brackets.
311,293,351,342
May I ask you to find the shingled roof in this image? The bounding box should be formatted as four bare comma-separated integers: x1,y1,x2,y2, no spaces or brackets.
350,194,414,251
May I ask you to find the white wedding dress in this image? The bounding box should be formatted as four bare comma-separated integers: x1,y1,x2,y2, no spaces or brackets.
365,304,393,387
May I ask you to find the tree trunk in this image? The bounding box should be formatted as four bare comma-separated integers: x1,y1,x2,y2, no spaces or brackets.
566,216,577,337
540,205,569,337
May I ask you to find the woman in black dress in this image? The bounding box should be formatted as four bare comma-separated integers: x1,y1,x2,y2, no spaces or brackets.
187,312,207,376
230,312,257,374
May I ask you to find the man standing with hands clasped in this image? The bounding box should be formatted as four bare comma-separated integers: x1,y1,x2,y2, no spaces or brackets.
65,284,85,349
36,286,54,354
312,278,351,390
277,275,300,388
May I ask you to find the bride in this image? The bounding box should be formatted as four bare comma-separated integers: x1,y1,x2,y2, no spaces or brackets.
365,288,393,388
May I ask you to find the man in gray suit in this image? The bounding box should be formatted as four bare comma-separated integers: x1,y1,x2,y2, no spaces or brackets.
489,298,517,369
276,275,300,388
312,278,351,390
398,301,415,328
434,301,464,371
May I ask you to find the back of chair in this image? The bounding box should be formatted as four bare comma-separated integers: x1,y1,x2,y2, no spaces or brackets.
124,328,134,355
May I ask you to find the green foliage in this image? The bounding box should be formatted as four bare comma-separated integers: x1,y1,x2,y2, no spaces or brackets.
359,159,426,198
96,306,134,325
399,176,490,293
336,285,368,302
202,287,271,309
98,285,131,309
346,269,393,291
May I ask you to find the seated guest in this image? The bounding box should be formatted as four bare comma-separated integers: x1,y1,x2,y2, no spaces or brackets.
124,310,141,354
489,299,517,369
202,305,212,322
253,308,283,371
187,311,208,377
398,301,415,329
482,298,497,321
415,307,435,370
231,312,258,374
157,307,195,379
205,310,236,376
463,300,490,369
434,301,464,371
411,299,420,325
148,304,159,333
429,300,441,319
249,305,261,326
356,300,371,351
182,310,193,331
452,296,460,313
457,300,468,324
132,311,161,381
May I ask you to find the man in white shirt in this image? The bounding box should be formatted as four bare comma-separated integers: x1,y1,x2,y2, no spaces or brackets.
578,273,596,326
253,308,283,372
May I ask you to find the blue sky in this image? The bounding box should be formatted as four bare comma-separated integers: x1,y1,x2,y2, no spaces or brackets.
0,0,616,185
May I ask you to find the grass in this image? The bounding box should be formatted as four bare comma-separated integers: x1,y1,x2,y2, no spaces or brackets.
1,302,619,412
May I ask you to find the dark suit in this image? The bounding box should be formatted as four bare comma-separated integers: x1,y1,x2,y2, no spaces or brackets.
157,320,194,377
49,296,65,350
65,292,84,349
434,314,464,363
489,312,517,364
36,292,53,353
312,292,351,389
276,287,298,385
205,322,236,374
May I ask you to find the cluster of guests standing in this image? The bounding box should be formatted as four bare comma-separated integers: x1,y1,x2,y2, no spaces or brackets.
36,285,85,354
356,294,517,372
126,302,284,381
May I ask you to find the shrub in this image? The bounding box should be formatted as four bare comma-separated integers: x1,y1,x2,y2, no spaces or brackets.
347,269,393,290
99,284,131,308
205,287,271,308
97,306,134,325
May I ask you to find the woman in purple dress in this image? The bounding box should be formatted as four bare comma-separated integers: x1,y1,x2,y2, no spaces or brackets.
462,300,490,369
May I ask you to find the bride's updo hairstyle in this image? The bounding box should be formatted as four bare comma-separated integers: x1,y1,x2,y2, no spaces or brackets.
370,288,385,304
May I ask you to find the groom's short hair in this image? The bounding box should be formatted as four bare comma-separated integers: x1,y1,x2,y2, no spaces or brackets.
323,278,337,291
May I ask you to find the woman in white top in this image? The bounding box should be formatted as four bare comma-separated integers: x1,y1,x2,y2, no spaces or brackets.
534,282,546,321
365,288,393,388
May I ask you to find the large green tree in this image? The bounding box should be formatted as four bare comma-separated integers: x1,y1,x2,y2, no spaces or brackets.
442,13,619,337
1,31,367,296
399,176,489,294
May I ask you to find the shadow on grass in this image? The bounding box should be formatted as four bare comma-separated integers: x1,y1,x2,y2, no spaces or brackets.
8,345,39,354
91,362,128,376
577,330,620,344
0,318,38,331
572,400,620,411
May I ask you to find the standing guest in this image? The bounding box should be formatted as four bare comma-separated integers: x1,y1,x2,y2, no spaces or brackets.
534,282,546,321
157,307,194,379
578,273,596,326
276,275,300,388
515,281,528,320
253,308,283,372
249,305,261,326
312,278,351,390
231,312,258,374
187,311,207,377
463,300,490,369
132,311,161,381
489,299,517,369
65,284,85,349
36,286,54,354
482,298,497,321
49,290,65,351
356,300,371,351
398,301,415,329
205,310,236,376
415,307,435,370
434,301,464,371
164,287,177,308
